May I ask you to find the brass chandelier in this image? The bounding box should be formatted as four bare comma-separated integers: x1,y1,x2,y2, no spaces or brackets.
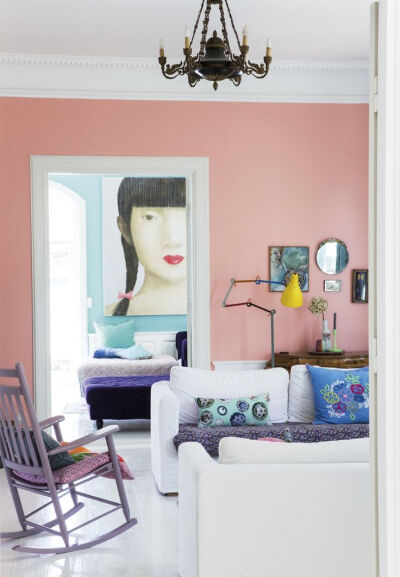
158,0,272,91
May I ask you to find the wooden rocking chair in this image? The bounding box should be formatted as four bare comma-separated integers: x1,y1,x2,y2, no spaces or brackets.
0,362,137,554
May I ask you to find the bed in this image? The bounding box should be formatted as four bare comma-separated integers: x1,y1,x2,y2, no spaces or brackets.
77,330,181,416
77,355,179,387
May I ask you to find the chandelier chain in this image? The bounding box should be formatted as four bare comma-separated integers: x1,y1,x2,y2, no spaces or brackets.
218,1,233,58
223,0,242,53
190,0,206,50
199,1,213,58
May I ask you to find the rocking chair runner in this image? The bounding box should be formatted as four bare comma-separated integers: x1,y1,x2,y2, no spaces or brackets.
0,362,137,554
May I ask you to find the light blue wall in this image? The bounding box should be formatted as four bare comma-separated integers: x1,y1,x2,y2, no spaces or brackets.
49,174,187,334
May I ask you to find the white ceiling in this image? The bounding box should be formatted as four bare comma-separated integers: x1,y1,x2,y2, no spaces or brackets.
0,0,371,61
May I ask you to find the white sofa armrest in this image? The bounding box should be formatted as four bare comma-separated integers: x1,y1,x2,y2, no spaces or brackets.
151,381,180,494
178,443,216,577
178,442,370,577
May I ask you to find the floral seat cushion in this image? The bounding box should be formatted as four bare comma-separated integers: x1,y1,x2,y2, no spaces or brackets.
13,451,134,485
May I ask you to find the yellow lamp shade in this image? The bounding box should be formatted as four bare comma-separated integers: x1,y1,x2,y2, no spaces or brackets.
280,273,303,308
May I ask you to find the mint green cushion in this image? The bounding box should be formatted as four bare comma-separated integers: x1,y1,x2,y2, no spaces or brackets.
93,320,135,348
116,344,153,360
197,394,271,428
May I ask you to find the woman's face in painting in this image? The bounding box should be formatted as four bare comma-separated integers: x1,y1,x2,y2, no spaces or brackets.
271,247,283,265
130,206,187,283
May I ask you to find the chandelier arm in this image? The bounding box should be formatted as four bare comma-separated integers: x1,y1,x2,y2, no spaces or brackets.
223,0,243,53
189,0,206,50
245,57,272,78
160,61,186,79
218,0,233,58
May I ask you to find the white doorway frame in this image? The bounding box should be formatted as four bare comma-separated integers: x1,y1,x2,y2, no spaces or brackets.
372,0,400,575
31,156,210,420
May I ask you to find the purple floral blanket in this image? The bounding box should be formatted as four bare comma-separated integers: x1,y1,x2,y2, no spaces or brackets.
173,422,369,457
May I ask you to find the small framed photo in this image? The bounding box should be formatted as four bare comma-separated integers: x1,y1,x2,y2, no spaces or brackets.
352,269,368,303
324,279,341,292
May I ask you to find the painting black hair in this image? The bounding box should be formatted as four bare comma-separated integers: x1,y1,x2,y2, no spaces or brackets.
113,177,186,315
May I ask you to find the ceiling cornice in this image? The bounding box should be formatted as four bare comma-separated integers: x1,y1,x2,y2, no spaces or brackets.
0,53,369,103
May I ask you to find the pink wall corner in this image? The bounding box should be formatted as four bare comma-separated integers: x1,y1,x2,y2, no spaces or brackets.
0,98,368,394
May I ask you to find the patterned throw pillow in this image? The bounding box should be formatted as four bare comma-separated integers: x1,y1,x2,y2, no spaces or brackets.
196,394,271,428
306,365,369,424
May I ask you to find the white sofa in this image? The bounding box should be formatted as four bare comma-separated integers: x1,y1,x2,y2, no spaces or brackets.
151,366,290,493
178,437,370,577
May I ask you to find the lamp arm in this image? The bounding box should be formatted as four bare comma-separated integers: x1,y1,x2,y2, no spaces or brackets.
234,277,283,286
221,277,278,369
254,278,284,286
246,301,275,315
221,278,237,307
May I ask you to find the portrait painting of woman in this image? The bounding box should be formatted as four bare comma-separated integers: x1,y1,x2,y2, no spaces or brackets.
103,176,187,316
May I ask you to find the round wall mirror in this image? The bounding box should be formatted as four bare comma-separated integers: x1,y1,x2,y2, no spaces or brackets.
316,238,349,274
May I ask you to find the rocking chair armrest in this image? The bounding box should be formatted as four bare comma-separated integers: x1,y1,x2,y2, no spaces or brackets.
47,425,120,456
38,415,65,430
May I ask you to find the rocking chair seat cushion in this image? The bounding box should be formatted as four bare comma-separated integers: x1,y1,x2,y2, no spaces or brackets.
13,452,134,485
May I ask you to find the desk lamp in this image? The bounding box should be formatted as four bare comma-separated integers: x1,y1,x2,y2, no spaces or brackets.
222,273,303,368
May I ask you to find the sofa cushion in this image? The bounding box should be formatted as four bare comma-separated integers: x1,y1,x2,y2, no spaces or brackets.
306,365,369,424
288,364,315,423
218,436,370,465
197,393,271,427
288,364,366,423
169,366,289,424
173,422,369,457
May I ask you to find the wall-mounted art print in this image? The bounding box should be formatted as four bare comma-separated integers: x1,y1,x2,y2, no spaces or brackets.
103,176,187,316
324,279,342,292
352,269,368,303
269,246,309,292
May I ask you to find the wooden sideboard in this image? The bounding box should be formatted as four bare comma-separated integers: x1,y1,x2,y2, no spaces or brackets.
274,351,369,371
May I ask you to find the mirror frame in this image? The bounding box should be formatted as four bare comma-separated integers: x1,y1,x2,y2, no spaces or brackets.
316,237,349,275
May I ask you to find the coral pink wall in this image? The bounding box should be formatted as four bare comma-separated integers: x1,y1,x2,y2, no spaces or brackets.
0,98,368,392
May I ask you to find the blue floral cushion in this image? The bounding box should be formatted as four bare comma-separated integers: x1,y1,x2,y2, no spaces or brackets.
197,394,271,428
306,365,369,424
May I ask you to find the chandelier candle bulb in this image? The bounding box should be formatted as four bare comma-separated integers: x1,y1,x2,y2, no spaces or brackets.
242,24,248,46
159,38,165,57
185,26,190,49
267,38,272,57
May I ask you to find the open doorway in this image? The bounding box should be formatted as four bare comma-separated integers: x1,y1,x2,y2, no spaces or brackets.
31,156,210,420
48,180,87,415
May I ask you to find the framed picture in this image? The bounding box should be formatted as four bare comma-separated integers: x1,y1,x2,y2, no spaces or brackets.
269,246,309,292
102,176,188,316
352,269,368,303
324,279,342,292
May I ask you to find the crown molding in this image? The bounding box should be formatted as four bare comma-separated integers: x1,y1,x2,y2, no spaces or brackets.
0,53,368,71
0,53,369,103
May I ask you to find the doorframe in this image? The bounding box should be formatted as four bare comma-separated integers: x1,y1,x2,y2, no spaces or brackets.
374,0,400,574
31,155,210,420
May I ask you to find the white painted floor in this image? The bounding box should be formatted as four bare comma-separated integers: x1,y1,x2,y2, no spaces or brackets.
0,415,179,577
